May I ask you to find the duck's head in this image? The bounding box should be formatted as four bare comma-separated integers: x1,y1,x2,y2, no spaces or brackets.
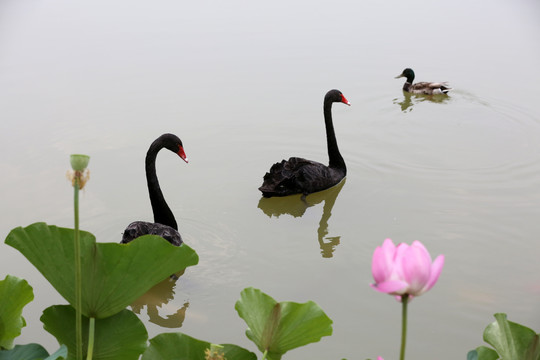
395,68,415,83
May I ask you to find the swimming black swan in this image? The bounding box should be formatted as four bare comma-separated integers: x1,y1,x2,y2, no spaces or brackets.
259,89,350,197
121,133,188,246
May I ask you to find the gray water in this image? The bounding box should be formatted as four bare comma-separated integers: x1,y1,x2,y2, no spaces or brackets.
1,0,540,359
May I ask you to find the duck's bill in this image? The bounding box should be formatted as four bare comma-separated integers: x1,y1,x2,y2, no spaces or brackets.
395,74,404,79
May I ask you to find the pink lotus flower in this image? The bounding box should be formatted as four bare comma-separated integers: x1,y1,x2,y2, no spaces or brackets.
371,239,444,300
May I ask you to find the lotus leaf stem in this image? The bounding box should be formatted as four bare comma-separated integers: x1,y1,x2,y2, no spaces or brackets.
86,317,95,360
74,176,83,360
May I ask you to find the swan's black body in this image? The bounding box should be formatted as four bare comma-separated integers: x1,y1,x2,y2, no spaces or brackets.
122,221,182,246
259,89,350,197
121,133,188,246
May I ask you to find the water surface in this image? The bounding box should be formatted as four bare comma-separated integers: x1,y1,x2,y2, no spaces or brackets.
1,0,539,359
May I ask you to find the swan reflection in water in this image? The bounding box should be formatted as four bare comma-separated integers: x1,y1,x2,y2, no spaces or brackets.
393,91,451,112
130,269,189,328
258,179,345,258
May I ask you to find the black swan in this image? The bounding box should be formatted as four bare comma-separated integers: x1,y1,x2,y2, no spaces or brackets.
259,89,350,197
121,133,188,246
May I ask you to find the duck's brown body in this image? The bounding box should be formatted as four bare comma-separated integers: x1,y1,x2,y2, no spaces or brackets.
396,68,451,95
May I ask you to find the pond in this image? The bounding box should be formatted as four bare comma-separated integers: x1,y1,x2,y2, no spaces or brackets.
1,0,539,358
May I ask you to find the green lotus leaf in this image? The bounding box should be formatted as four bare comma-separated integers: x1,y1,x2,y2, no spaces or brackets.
483,313,540,360
5,222,198,318
235,287,333,360
467,346,499,360
0,275,34,350
42,305,146,360
0,343,66,360
141,332,257,360
44,345,68,360
0,343,46,360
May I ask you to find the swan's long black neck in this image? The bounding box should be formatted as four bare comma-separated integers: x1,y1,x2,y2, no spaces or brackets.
324,101,346,173
146,142,178,230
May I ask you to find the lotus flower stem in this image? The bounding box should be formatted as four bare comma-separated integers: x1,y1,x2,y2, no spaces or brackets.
262,350,268,360
86,317,95,360
400,294,409,360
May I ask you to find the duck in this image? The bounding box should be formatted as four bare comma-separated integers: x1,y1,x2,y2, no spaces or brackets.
395,68,451,95
258,89,350,198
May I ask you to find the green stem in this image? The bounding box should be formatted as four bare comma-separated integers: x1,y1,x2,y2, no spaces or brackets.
86,317,95,360
400,294,409,360
74,177,83,360
261,350,268,360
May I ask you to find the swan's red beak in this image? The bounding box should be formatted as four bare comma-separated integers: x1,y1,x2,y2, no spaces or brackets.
341,94,351,106
178,146,189,163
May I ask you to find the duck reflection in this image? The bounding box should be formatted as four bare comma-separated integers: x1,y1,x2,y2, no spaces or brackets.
130,270,189,328
258,179,345,258
393,91,451,112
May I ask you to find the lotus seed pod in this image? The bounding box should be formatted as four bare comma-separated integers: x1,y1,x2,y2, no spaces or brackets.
70,154,90,171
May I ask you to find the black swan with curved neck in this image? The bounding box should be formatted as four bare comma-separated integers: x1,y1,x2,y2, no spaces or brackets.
121,133,188,246
259,89,350,197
